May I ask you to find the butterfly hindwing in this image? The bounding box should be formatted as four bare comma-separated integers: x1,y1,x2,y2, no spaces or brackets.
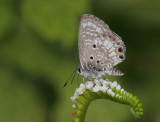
78,14,126,75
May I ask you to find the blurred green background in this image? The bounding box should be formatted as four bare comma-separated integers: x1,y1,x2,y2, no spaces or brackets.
0,0,160,122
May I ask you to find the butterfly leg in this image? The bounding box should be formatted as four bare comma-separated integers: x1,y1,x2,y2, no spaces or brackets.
83,77,85,82
83,77,92,82
107,68,124,76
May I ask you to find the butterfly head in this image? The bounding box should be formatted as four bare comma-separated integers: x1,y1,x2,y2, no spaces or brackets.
76,66,83,75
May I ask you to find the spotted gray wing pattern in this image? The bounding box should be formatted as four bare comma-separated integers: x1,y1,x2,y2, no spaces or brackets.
78,14,126,76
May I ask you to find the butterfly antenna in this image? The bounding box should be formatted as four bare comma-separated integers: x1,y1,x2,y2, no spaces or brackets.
63,69,76,88
77,74,80,85
71,70,76,85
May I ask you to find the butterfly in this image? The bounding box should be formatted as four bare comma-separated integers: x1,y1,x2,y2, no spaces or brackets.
76,14,126,79
64,14,126,87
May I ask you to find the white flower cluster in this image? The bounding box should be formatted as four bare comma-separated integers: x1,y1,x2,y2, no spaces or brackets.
70,79,126,102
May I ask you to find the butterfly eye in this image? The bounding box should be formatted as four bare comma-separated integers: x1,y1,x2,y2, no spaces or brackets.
93,44,96,48
119,55,124,59
77,67,81,73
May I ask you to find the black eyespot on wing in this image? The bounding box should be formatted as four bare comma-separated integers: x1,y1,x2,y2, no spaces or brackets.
90,56,93,60
97,60,100,63
119,55,124,59
93,44,96,48
118,47,123,52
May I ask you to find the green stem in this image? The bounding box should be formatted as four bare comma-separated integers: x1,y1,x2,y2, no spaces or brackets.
72,89,143,122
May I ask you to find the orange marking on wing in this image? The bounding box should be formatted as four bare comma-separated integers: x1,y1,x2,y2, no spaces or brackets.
116,49,119,54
